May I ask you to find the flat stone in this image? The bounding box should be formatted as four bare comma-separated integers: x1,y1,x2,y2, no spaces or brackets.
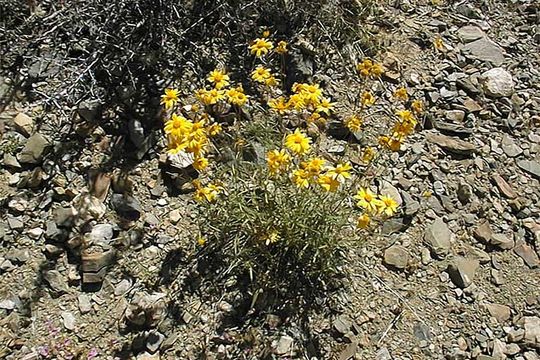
486,303,511,323
333,315,353,334
490,233,514,250
425,217,452,258
445,110,466,122
88,224,114,245
81,250,116,273
513,243,539,268
13,113,34,137
517,160,540,179
462,38,505,66
448,257,479,288
3,153,21,169
457,25,485,43
474,221,493,243
61,311,76,331
491,174,517,199
111,194,142,220
501,135,522,157
274,335,294,355
169,209,181,224
463,98,483,113
78,294,92,314
520,316,540,348
426,133,477,155
17,133,49,164
43,270,69,294
383,245,409,269
481,68,514,98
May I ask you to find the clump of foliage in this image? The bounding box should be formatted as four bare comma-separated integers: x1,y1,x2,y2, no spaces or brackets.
160,31,425,303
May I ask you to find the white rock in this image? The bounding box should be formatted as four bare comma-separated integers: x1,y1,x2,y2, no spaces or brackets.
481,68,514,98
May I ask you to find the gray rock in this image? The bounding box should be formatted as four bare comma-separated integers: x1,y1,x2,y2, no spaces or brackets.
17,133,49,164
376,347,392,360
426,133,477,155
425,217,452,258
5,249,30,263
43,270,69,294
7,216,24,231
3,153,21,169
481,68,514,98
491,174,517,199
513,244,539,268
77,100,101,122
521,316,540,348
462,38,505,66
474,221,493,243
445,110,466,122
448,257,479,288
517,160,540,179
146,331,165,354
78,294,92,314
490,233,514,250
486,303,511,323
384,245,409,269
13,113,34,137
129,118,145,148
501,135,522,157
457,26,485,43
274,335,294,355
61,311,76,331
111,194,142,220
333,315,352,334
89,224,114,245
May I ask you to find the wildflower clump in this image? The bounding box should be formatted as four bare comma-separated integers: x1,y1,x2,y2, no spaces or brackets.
158,37,424,298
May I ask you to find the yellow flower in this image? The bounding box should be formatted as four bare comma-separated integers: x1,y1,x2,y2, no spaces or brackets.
292,82,305,93
344,115,362,132
167,138,188,155
327,162,352,182
287,93,306,110
361,91,375,107
251,66,272,83
207,123,222,136
207,69,230,89
378,195,399,216
315,98,335,115
160,88,179,109
262,30,270,38
265,230,280,245
371,63,384,77
292,168,310,188
226,87,249,106
249,38,273,57
434,36,444,51
356,59,373,77
356,214,371,229
318,174,340,192
193,182,223,202
164,114,192,139
196,88,224,105
396,109,415,123
411,99,424,114
193,156,209,171
394,87,409,101
301,157,326,176
268,97,290,114
197,237,207,246
362,147,375,163
354,188,381,213
275,40,288,54
267,149,291,175
285,129,311,155
302,83,322,104
379,135,402,152
265,76,279,87
185,138,208,156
